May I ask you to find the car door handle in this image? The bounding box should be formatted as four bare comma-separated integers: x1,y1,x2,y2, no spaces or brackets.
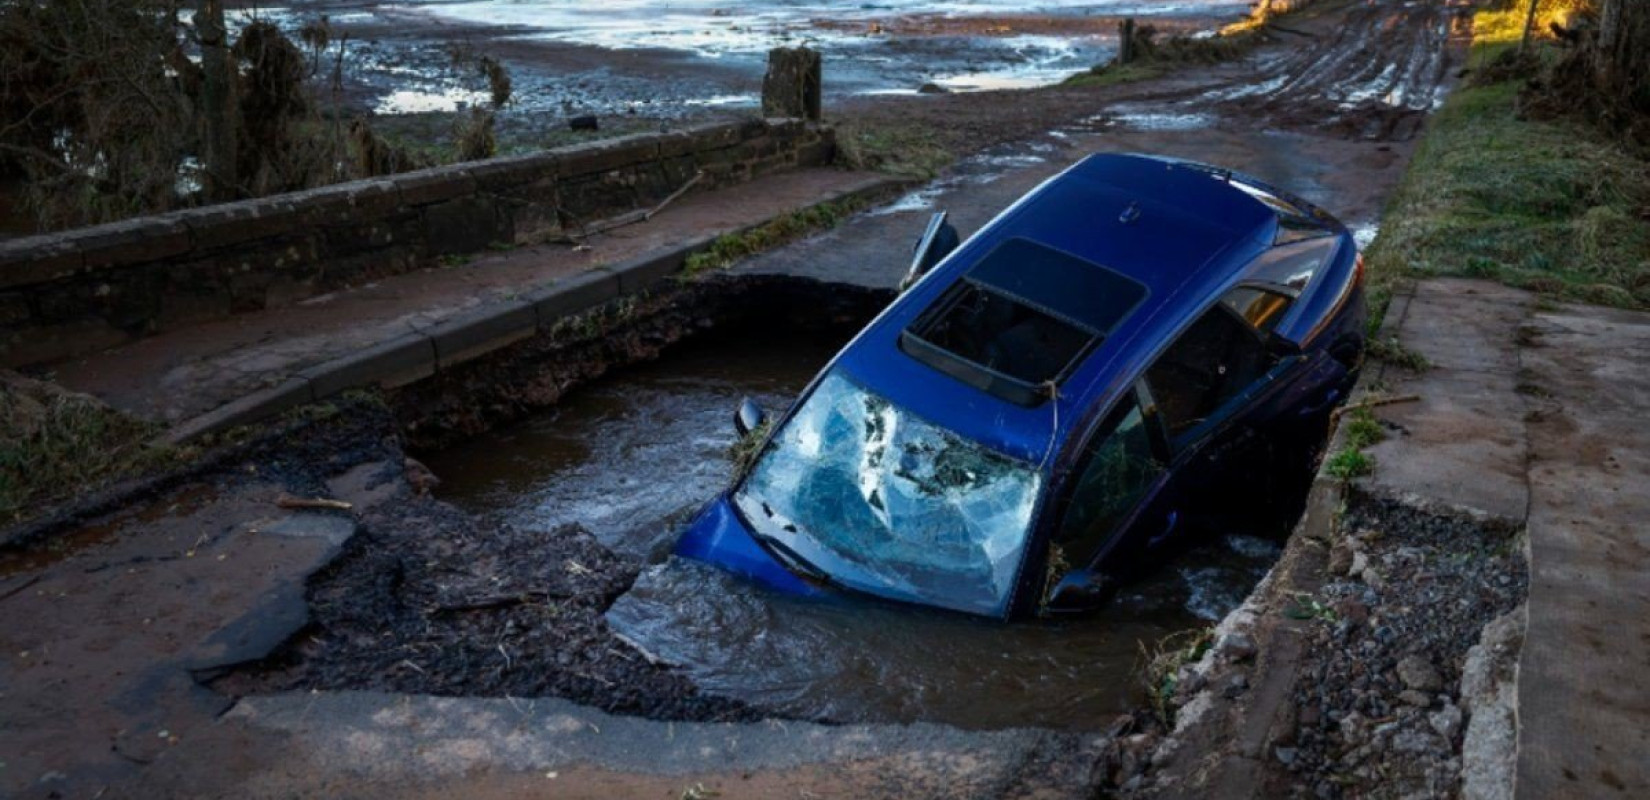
1299,388,1340,416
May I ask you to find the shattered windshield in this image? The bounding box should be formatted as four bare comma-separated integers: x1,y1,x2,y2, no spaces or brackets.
734,370,1042,616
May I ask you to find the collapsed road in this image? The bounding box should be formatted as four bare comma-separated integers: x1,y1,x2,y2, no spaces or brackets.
8,0,1648,798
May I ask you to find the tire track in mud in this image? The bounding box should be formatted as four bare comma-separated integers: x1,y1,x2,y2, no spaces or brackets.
1119,0,1473,142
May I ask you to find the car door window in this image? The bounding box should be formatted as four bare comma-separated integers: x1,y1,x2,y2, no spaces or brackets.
1220,286,1293,334
1146,304,1274,443
1050,395,1165,574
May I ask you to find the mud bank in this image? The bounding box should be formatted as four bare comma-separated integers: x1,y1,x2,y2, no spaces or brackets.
214,275,890,720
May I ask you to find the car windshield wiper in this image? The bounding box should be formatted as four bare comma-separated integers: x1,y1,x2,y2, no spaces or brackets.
749,528,832,585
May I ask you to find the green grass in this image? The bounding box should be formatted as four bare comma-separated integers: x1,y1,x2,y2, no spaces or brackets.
682,195,877,277
1341,407,1385,450
1362,2,1650,310
1324,447,1374,481
833,123,956,180
0,376,177,525
1366,336,1431,371
1060,62,1165,89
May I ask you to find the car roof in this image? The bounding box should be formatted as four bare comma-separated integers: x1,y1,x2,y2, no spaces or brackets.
834,153,1320,466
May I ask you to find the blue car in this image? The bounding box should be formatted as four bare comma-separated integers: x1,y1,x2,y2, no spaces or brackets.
676,153,1366,620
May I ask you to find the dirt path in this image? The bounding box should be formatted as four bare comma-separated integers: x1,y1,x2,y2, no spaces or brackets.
833,0,1472,152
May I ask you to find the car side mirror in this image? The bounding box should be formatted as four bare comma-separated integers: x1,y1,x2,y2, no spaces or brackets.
1267,331,1303,357
900,211,960,291
1045,569,1114,615
734,397,767,438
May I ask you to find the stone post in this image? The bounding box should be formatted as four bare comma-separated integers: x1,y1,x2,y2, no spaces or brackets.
762,47,822,121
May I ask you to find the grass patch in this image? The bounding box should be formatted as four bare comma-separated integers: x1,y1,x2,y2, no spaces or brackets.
0,374,178,526
1366,336,1431,371
1324,446,1374,481
833,122,956,179
1284,592,1340,623
683,195,876,277
1341,407,1385,450
1362,2,1650,310
1061,62,1165,89
1140,627,1214,725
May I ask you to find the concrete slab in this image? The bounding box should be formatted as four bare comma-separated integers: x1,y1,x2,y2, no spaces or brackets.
1514,301,1650,800
1361,281,1532,521
525,270,616,327
1365,280,1650,798
221,690,1106,798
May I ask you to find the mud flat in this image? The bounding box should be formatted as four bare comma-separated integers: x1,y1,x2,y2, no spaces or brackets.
229,0,1245,138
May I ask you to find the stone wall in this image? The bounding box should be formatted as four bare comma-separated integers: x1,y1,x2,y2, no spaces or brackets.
0,118,835,368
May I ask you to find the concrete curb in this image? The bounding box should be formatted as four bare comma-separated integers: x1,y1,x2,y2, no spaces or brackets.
164,173,911,443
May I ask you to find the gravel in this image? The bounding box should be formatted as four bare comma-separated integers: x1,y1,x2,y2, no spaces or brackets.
1278,494,1528,798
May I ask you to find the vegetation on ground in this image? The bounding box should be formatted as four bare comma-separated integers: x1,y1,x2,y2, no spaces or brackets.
833,123,957,179
1140,627,1214,725
1324,446,1375,481
1324,406,1384,482
683,194,879,277
0,373,176,526
1362,0,1650,311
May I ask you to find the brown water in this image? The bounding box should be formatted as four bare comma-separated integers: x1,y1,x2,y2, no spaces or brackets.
428,326,1284,730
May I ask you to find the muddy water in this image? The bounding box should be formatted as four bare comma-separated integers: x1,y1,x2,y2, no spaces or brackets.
429,325,1283,730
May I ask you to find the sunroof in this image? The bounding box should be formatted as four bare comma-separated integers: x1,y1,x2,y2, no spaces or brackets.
900,238,1148,406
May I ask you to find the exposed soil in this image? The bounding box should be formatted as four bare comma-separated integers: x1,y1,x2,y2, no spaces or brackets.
832,0,1470,151
213,276,890,720
212,480,762,722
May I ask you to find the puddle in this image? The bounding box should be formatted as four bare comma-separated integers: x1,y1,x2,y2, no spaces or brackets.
869,142,1052,217
430,317,1290,730
1105,110,1217,131
0,485,220,579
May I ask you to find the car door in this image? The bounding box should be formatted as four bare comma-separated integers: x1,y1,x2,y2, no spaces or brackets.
1132,295,1293,548
1041,390,1170,583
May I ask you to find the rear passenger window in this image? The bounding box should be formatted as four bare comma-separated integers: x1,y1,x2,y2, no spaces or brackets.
1221,286,1293,333
1146,306,1273,442
1250,237,1338,291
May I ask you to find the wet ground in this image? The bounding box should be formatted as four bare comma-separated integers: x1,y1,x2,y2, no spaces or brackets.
427,322,1289,730
228,0,1245,123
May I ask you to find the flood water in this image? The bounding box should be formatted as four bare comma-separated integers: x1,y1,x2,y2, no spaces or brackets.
252,0,1249,118
428,324,1284,730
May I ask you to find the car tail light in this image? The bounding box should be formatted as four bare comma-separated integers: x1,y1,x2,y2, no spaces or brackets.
1354,252,1366,286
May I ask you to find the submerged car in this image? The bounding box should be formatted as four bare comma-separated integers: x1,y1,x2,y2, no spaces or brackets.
676,153,1366,620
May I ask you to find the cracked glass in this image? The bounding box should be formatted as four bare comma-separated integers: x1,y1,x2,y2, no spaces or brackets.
735,370,1041,615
